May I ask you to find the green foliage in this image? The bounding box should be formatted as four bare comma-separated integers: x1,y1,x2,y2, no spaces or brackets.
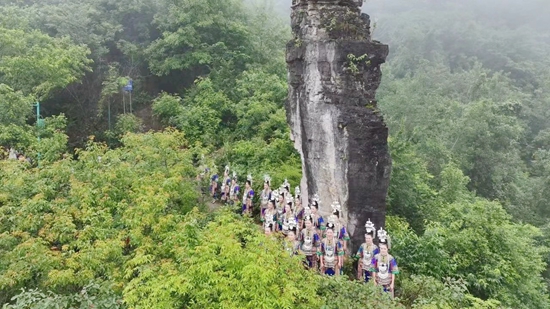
146,0,252,76
226,141,302,195
437,163,473,204
124,209,320,309
98,63,130,116
245,0,290,68
399,275,501,309
33,115,69,164
387,196,550,308
176,78,232,146
0,123,36,151
0,84,33,127
526,147,550,223
372,0,550,227
0,130,200,304
232,69,288,138
0,125,396,308
345,53,370,74
3,281,124,309
368,4,550,299
150,65,298,189
318,276,403,308
0,11,92,155
387,133,436,232
0,0,290,148
0,113,69,163
115,114,143,135
437,200,548,308
0,26,92,100
1,0,550,307
151,92,183,126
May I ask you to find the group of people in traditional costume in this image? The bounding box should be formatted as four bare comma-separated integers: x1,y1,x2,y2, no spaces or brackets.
357,220,399,297
207,168,399,296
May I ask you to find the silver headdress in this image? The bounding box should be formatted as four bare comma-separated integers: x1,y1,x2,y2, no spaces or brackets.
304,205,312,217
263,174,271,185
311,193,320,208
246,174,253,184
286,196,294,208
282,179,290,192
270,189,279,201
232,171,237,180
377,227,391,249
331,201,341,214
365,219,376,238
295,186,301,198
288,218,298,232
224,165,230,174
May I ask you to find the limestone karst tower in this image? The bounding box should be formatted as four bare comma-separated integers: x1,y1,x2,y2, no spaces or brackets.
286,0,391,249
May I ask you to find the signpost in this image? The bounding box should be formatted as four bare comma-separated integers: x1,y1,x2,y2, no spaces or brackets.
122,79,133,113
34,102,43,167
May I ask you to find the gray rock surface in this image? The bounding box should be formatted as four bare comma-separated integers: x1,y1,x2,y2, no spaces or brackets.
286,0,391,250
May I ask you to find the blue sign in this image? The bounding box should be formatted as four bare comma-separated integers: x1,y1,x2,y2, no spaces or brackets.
123,79,133,92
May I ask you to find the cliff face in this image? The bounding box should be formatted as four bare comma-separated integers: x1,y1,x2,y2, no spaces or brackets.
286,0,391,250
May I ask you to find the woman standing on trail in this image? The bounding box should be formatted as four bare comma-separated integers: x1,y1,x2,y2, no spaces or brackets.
357,219,379,282
326,202,350,248
279,199,298,236
242,175,254,215
278,180,289,207
281,179,290,197
309,195,324,234
319,222,344,276
210,171,219,202
220,166,231,203
276,190,285,230
294,186,305,229
284,228,301,257
326,202,350,275
262,198,277,235
260,175,272,220
371,228,399,298
229,173,240,205
299,215,320,269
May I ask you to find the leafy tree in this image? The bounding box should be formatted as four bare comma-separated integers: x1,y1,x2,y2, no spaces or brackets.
3,281,124,309
232,69,288,139
115,114,143,135
0,84,33,127
387,197,550,308
0,130,199,304
398,275,501,309
146,0,252,77
124,209,321,309
386,132,436,232
172,78,231,147
317,276,403,308
0,26,92,100
151,92,183,127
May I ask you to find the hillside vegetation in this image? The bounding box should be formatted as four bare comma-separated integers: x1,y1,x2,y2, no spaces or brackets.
0,0,549,308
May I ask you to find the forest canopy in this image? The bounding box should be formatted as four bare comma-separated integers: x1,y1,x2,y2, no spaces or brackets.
0,0,549,308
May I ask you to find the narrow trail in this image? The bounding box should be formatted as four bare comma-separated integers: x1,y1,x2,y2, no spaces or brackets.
207,201,219,212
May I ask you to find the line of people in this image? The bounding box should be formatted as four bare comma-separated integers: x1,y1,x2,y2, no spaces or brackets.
1,147,32,163
207,167,399,296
